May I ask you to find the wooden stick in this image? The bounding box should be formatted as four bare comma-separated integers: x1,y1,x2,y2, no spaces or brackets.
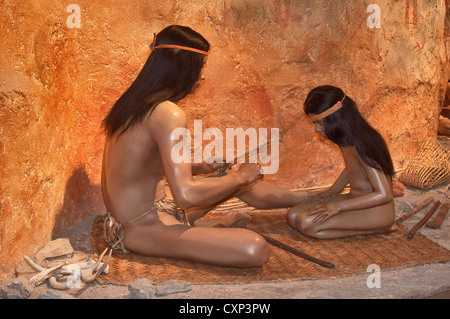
426,203,449,229
231,140,269,164
407,201,441,239
206,141,269,178
396,196,434,225
260,234,335,269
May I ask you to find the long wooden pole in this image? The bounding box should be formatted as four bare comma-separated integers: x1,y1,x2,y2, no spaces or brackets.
407,201,441,239
260,234,335,269
396,197,434,225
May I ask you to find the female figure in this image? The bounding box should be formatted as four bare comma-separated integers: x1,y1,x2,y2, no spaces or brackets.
286,85,396,239
101,25,307,267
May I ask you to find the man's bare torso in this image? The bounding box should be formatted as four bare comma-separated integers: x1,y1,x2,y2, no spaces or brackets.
101,113,166,224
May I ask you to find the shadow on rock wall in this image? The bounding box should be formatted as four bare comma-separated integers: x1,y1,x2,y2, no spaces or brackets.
52,165,104,239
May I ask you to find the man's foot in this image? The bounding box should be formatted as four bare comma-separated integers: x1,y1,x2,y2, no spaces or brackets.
194,212,252,228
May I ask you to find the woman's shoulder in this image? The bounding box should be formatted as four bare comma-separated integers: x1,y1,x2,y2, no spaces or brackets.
340,145,358,157
341,145,367,166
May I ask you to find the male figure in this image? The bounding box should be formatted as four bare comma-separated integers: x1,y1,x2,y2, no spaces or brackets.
102,25,307,267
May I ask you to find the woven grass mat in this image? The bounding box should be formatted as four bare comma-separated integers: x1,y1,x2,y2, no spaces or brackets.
91,212,450,285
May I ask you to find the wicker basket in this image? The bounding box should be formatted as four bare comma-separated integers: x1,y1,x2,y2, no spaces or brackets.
399,138,450,189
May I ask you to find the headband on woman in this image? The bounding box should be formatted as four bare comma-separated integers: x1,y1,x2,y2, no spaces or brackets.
309,94,346,121
149,33,209,56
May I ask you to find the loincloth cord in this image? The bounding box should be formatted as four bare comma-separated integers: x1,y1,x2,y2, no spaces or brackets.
103,198,190,253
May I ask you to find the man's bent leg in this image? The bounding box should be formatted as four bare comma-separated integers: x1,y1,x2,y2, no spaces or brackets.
123,214,270,267
236,181,309,209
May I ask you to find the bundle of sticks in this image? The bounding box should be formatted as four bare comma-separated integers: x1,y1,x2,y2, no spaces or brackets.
395,196,449,239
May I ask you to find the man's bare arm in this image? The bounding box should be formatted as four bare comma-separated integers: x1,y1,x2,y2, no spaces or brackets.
191,161,228,175
148,101,262,210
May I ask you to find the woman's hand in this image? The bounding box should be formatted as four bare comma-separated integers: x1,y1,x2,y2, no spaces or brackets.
307,202,342,223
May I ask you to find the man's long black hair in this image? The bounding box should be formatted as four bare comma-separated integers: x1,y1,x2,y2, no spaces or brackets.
102,25,210,137
304,85,395,177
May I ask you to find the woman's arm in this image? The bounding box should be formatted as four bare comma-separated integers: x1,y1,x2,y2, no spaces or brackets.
326,168,349,194
309,160,393,223
335,164,393,211
148,101,262,210
306,169,348,203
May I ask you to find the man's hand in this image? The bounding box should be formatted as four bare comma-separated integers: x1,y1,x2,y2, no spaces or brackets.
236,163,263,185
210,162,231,173
192,160,230,175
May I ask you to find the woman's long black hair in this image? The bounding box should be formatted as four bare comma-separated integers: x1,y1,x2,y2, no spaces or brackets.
102,25,210,137
304,85,394,177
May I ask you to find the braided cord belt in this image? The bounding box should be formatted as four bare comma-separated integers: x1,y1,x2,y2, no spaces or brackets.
103,198,189,253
